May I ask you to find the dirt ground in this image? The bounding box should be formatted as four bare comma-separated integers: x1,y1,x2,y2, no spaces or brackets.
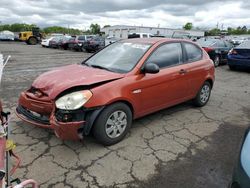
0,41,250,188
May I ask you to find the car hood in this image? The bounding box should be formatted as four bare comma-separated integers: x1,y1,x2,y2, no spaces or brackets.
32,64,124,99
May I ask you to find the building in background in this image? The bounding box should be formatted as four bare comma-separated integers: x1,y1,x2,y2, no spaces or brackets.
101,25,205,39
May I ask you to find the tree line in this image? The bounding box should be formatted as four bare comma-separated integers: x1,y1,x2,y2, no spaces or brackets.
183,22,250,35
0,23,102,35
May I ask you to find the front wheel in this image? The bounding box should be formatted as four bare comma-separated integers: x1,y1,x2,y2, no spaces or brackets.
193,81,212,107
27,37,37,45
93,103,132,146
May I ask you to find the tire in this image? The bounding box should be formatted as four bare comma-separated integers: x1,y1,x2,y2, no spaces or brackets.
193,81,212,107
213,55,220,67
229,65,236,71
86,49,92,53
27,37,37,45
93,102,132,146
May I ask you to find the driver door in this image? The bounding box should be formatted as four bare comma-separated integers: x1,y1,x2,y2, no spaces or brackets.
134,42,190,116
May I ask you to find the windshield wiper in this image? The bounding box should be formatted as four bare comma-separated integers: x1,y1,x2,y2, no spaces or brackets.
89,64,113,72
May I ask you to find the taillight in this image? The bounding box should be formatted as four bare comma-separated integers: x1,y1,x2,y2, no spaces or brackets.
229,49,238,55
203,47,214,52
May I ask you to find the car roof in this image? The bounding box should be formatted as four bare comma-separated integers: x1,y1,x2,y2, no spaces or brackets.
121,37,192,44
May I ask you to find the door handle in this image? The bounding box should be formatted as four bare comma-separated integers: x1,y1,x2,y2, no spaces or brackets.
179,69,187,74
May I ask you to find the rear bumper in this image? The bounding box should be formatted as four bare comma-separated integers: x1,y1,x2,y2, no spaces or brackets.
228,58,250,68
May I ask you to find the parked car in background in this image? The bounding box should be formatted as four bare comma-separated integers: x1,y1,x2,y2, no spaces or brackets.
197,38,234,67
128,33,153,39
49,36,63,48
83,36,105,52
57,36,73,50
105,36,120,46
229,127,250,188
228,40,250,70
41,37,54,47
230,37,247,46
0,30,14,41
67,35,95,51
16,38,215,145
41,34,64,47
171,31,190,39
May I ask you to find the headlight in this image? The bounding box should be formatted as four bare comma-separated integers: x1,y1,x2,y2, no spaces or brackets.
55,90,92,110
241,130,250,177
78,43,82,46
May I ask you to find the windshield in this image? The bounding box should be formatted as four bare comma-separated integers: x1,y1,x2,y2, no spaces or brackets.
83,42,151,73
197,39,217,47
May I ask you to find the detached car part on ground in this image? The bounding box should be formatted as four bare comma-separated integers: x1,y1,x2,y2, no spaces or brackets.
197,38,234,67
228,40,250,70
229,128,250,188
16,38,215,146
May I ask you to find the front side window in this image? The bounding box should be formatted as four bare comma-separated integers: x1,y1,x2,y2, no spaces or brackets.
146,43,183,68
84,42,151,73
184,43,202,62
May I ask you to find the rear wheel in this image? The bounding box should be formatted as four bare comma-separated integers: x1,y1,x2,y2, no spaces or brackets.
213,55,220,67
93,103,132,146
27,37,38,45
193,81,211,107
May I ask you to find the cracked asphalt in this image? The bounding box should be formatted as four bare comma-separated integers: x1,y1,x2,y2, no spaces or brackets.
0,41,250,188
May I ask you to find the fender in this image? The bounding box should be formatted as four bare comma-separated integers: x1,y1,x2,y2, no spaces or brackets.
82,106,105,136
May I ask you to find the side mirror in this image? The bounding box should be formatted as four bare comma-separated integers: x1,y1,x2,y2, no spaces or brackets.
143,63,160,74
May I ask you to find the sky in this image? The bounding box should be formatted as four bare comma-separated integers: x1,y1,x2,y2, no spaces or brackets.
1,0,250,30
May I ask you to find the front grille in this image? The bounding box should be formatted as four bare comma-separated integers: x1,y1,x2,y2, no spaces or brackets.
17,105,50,125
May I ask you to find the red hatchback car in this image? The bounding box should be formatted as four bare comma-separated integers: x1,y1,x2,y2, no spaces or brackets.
16,38,215,145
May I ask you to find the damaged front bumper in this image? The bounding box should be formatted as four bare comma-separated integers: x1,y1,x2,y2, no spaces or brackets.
16,91,104,141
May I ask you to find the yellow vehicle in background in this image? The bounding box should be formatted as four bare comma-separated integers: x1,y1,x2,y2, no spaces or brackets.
19,27,44,45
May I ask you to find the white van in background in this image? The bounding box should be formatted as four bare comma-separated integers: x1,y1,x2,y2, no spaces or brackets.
128,33,153,39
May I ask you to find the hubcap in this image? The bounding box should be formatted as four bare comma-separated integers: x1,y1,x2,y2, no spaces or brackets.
200,85,210,104
105,111,127,138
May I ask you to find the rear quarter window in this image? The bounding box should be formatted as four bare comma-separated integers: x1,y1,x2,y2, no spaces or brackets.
184,43,202,62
